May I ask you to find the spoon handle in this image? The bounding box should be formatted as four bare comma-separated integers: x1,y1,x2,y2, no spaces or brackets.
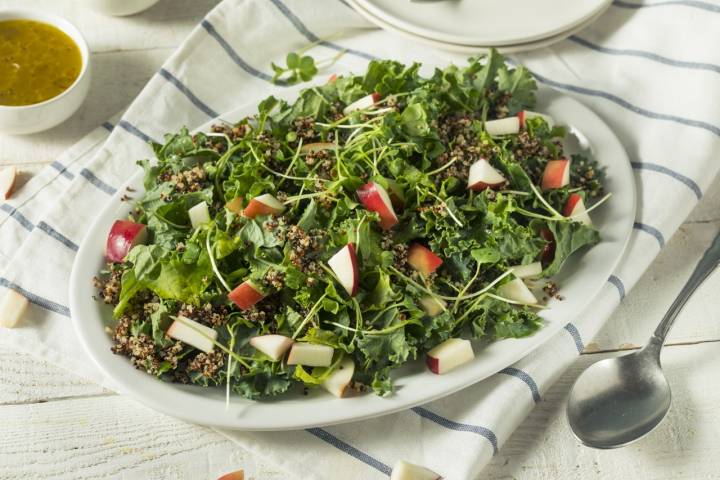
650,230,720,351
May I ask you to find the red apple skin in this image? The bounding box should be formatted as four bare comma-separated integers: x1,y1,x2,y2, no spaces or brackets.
469,180,504,192
356,182,398,230
518,110,526,128
242,198,280,219
217,470,244,480
346,243,360,296
327,74,337,83
228,281,265,310
408,244,443,276
563,193,582,217
106,220,147,263
540,228,555,264
426,355,440,374
541,160,570,190
371,92,382,103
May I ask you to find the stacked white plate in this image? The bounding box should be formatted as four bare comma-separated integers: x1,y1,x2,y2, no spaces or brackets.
347,0,612,53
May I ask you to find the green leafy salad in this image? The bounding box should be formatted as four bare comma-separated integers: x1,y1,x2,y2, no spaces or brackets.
94,50,607,400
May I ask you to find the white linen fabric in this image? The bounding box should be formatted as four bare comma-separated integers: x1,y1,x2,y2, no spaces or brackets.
1,1,718,478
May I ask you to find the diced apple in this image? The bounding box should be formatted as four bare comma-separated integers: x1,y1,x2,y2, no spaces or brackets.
243,193,285,219
497,278,538,305
386,179,405,209
391,460,441,480
357,181,398,230
343,92,381,115
328,243,359,296
426,338,474,375
467,159,507,191
408,244,443,277
563,193,592,225
485,116,520,136
217,470,244,480
0,166,17,200
188,201,210,229
301,142,336,154
510,262,543,279
519,110,555,129
167,315,217,353
225,197,244,214
0,289,29,328
105,220,148,263
249,334,293,361
419,296,447,317
322,357,355,398
228,281,265,310
287,343,334,367
541,159,570,190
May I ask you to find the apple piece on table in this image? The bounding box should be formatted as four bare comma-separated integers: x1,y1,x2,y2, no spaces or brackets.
426,338,474,375
391,460,441,480
356,181,398,230
467,158,507,191
322,357,355,398
0,166,17,200
242,193,285,219
287,343,334,367
541,159,570,190
228,280,265,310
408,244,443,277
497,277,538,305
167,316,217,353
217,470,244,480
105,220,148,262
327,243,359,296
419,296,447,317
225,196,244,214
519,110,555,129
510,261,543,279
0,289,29,328
188,201,210,229
484,116,520,136
250,334,293,361
563,193,592,225
343,92,381,115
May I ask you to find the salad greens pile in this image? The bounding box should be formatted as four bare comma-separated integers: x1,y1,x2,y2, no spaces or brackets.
96,50,606,399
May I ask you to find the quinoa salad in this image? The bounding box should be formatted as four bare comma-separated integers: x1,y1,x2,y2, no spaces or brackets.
94,51,607,400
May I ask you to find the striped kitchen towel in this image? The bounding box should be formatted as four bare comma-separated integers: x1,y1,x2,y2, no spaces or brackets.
1,0,718,478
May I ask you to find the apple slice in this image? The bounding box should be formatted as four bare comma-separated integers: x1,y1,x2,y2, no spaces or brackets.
518,110,555,129
343,92,381,115
106,220,148,262
287,343,334,367
328,243,359,296
167,316,217,353
225,196,244,214
0,289,29,328
386,179,405,209
228,280,265,310
188,201,210,229
563,193,592,225
322,357,355,398
426,338,474,375
497,278,538,305
301,142,336,153
243,193,285,219
408,244,443,277
485,116,520,136
217,470,244,480
250,334,293,361
391,460,441,480
357,181,398,230
0,166,17,200
541,159,570,190
467,158,507,191
540,228,556,264
510,261,543,279
419,296,447,317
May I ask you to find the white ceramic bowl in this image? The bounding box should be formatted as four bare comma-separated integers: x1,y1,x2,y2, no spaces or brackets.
0,9,91,135
85,0,160,17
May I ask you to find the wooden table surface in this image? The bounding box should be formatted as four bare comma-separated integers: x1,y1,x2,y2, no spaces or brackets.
1,1,719,478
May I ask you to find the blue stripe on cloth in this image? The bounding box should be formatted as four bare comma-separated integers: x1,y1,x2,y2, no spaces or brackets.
0,204,34,231
410,406,499,455
50,161,75,180
613,0,720,12
305,428,392,475
101,121,114,132
608,274,626,300
0,277,70,317
633,221,666,248
530,71,720,138
499,367,541,403
158,68,220,118
200,20,280,83
37,222,79,252
564,323,584,353
79,169,118,195
631,162,702,199
569,36,720,75
269,0,377,61
117,120,155,144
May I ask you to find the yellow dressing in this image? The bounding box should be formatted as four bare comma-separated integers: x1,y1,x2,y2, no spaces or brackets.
0,19,82,106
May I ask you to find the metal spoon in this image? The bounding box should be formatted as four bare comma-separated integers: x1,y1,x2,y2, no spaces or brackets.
567,230,720,449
